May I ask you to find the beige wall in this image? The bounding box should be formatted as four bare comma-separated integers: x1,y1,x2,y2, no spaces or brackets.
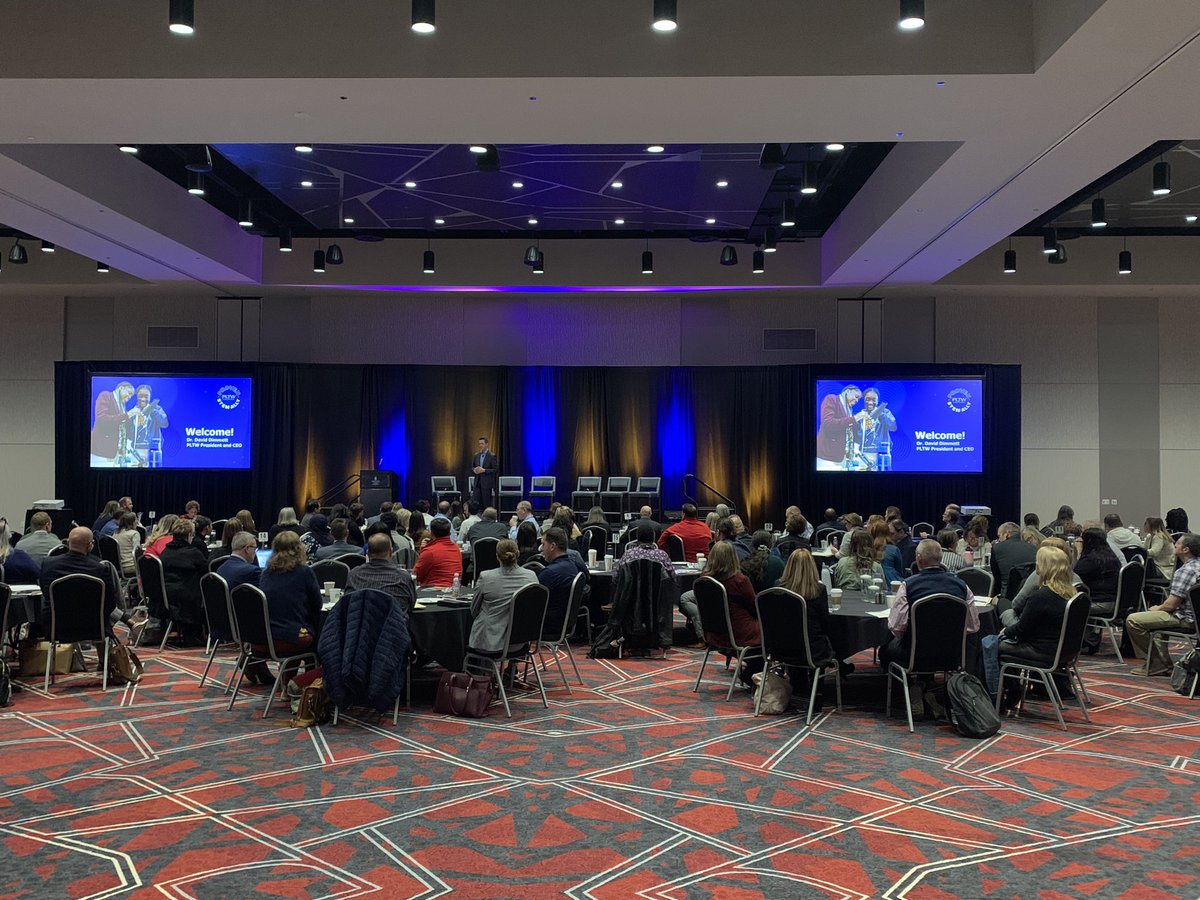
1,289,1194,531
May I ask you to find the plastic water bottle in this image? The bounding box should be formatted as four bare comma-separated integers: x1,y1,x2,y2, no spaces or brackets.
452,572,461,597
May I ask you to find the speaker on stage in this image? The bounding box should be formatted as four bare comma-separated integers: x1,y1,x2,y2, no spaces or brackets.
359,470,397,517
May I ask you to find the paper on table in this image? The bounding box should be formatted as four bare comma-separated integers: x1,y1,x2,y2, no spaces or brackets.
866,609,890,618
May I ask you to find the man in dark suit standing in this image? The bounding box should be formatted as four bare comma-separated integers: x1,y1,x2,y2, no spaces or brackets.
469,437,497,510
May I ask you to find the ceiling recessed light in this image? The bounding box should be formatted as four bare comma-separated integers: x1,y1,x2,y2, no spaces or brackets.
716,179,729,188
404,181,417,188
611,181,623,190
434,217,445,225
187,172,205,195
898,0,925,31
294,143,313,154
96,260,110,273
512,180,524,189
646,145,665,153
652,0,678,32
343,217,355,224
300,180,313,188
469,144,488,154
705,217,716,225
824,143,845,151
40,241,55,253
411,0,435,33
528,218,538,225
168,0,195,34
614,218,625,225
118,145,139,154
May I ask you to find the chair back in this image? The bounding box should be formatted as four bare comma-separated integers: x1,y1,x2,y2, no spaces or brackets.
522,560,545,573
904,593,969,673
576,476,601,492
613,558,669,641
96,534,122,569
472,537,501,581
547,573,586,642
46,543,69,558
530,476,556,493
756,587,826,667
200,572,237,643
1006,562,1035,601
635,476,661,493
0,583,10,650
1048,592,1092,670
693,575,737,649
137,552,171,619
312,559,351,589
583,525,610,558
498,475,524,492
394,545,416,568
1122,546,1148,565
229,584,276,656
666,532,685,562
957,566,994,598
776,536,806,559
504,583,550,647
911,522,935,539
47,573,108,643
336,553,367,570
606,476,631,492
211,519,228,534
1114,560,1145,619
431,475,458,493
208,556,228,573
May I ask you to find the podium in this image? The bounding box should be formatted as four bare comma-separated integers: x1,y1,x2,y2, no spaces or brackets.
359,470,397,517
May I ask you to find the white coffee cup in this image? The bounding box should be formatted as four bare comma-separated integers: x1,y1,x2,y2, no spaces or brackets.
604,555,614,572
886,594,897,609
588,549,598,567
695,553,706,567
328,588,342,603
890,580,902,592
829,588,843,606
323,581,335,594
821,539,829,549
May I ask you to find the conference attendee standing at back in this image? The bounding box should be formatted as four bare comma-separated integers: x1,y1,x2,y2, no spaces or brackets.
216,531,262,592
470,436,498,510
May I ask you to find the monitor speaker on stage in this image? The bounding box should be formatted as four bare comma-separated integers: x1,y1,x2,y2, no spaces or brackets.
360,470,397,517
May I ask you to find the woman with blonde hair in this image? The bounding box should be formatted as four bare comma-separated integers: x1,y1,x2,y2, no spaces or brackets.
998,545,1081,706
1143,516,1175,577
0,517,40,584
830,528,884,590
143,513,179,558
777,549,831,661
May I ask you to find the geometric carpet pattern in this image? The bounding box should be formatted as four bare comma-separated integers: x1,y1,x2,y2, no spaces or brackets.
2,640,1199,899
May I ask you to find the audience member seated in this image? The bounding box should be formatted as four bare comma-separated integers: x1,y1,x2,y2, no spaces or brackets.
112,511,140,577
1023,512,1041,530
379,511,414,556
776,512,812,558
1074,528,1121,635
616,523,676,581
515,520,542,565
831,529,884,590
935,529,967,572
1005,537,1086,627
881,538,979,671
209,518,242,563
1143,516,1176,578
958,523,990,566
777,548,833,698
697,542,762,684
432,501,459,541
268,507,304,543
233,508,257,539
551,507,583,549
784,505,816,541
365,499,392,528
704,511,720,540
159,519,208,643
459,501,483,542
889,519,917,571
633,505,664,539
1049,504,1075,534
191,516,213,553
93,500,121,536
182,500,201,520
300,513,333,562
346,534,416,608
1166,507,1189,534
39,526,120,633
248,531,321,685
997,545,1078,707
0,517,40,584
412,517,461,587
740,531,783,593
991,521,1038,598
822,508,846,532
407,509,429,548
216,531,263,592
314,519,365,561
16,511,62,565
1125,532,1200,676
143,514,179,558
657,503,711,563
713,517,751,560
1103,513,1142,558
537,528,582,639
470,507,511,543
468,538,538,658
508,501,538,539
873,521,904,584
300,499,320,529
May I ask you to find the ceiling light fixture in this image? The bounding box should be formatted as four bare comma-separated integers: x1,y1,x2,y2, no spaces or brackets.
423,240,435,274
825,142,845,151
40,241,55,253
119,145,139,154
780,197,797,228
752,250,765,274
469,145,488,154
168,0,194,34
343,217,355,224
294,143,314,154
528,218,538,225
1042,229,1057,254
476,145,500,171
185,145,212,173
1153,158,1171,195
642,239,654,275
1049,243,1067,265
646,145,665,153
759,143,785,169
1003,241,1017,274
799,163,817,195
652,0,677,32
898,0,925,31
187,172,205,195
300,180,313,187
278,229,293,252
8,241,27,265
1091,198,1107,228
716,179,729,188
411,0,435,34
1187,215,1198,224
404,181,417,188
325,243,344,265
524,244,540,266
512,180,524,189
237,198,254,228
313,248,326,273
614,218,625,225
705,217,717,225
1118,238,1132,275
434,217,445,225
532,251,545,274
611,181,623,189
96,260,110,273
720,245,738,266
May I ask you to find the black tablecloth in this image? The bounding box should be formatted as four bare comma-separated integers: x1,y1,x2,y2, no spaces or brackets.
827,594,891,658
409,589,473,672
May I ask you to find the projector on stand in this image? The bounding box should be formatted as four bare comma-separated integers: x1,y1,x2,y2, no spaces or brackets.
961,505,991,517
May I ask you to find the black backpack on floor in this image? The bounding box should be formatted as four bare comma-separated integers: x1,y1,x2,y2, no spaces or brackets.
945,671,1001,738
0,658,12,707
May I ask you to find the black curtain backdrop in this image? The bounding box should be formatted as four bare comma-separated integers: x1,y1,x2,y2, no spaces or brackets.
55,362,1020,530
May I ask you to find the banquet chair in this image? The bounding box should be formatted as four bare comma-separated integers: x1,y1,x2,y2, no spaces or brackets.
755,587,842,723
1087,560,1144,658
471,537,500,585
911,522,936,540
464,583,550,717
312,559,351,590
136,553,174,651
335,553,367,571
198,572,240,692
957,567,995,598
43,574,110,692
691,576,763,700
582,525,610,561
996,592,1091,730
885,594,968,733
227,584,318,718
0,583,13,660
538,572,587,690
666,533,685,563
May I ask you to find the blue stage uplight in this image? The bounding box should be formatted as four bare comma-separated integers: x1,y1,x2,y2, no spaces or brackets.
377,405,411,500
658,370,693,507
523,368,557,478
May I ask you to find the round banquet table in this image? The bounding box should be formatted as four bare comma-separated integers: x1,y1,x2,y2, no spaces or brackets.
409,587,474,672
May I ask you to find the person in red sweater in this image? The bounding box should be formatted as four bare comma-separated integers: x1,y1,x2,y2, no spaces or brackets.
657,503,712,562
412,517,462,587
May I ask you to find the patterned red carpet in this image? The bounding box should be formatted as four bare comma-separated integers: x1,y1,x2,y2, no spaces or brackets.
1,638,1198,899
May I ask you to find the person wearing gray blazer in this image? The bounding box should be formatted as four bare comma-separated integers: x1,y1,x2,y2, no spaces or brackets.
468,541,538,655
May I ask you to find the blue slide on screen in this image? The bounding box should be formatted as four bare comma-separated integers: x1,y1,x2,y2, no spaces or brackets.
815,378,983,474
89,375,252,470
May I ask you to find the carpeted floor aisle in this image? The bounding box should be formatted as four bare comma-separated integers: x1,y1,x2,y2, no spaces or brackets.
1,636,1198,899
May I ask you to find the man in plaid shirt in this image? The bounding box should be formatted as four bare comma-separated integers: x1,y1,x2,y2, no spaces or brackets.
1126,533,1200,675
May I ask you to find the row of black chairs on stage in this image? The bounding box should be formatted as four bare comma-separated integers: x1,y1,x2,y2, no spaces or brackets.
432,475,663,521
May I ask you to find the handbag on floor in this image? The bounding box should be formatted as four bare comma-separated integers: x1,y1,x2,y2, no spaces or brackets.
1170,649,1200,696
432,671,495,718
107,639,144,685
752,662,792,715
